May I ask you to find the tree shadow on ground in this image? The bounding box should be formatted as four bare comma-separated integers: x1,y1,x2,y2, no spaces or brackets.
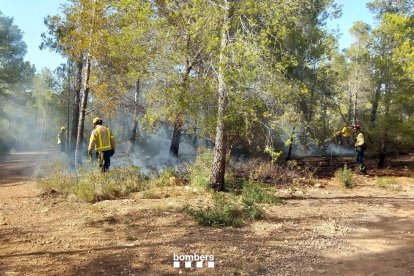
318,210,414,275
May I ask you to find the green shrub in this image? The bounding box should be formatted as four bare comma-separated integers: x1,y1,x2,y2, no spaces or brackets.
335,165,354,188
74,166,147,202
186,192,264,227
149,167,178,188
34,161,75,194
188,147,214,191
73,179,96,202
241,181,280,204
375,177,397,189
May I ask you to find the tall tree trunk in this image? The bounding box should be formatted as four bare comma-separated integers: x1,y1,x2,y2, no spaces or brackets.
66,60,72,150
169,47,201,157
370,83,381,125
378,84,390,168
170,118,183,156
209,0,232,191
378,132,388,168
285,127,296,162
70,61,82,156
129,79,140,153
75,55,91,166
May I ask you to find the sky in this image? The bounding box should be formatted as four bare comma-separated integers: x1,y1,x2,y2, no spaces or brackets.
0,0,375,72
0,0,66,71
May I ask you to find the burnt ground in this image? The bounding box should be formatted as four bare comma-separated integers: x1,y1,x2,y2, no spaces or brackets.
0,152,414,275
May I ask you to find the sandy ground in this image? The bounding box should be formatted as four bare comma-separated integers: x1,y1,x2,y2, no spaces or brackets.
1,152,414,275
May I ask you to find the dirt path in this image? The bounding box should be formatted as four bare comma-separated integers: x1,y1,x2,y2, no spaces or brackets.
1,153,414,275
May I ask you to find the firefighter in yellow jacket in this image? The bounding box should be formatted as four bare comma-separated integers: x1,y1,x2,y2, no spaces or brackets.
57,127,66,153
352,123,367,175
88,117,115,172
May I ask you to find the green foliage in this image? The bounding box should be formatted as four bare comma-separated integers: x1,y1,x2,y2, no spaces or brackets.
34,161,75,194
188,147,214,191
335,165,354,189
241,181,280,204
36,162,147,203
74,166,147,202
0,11,27,92
375,177,397,189
148,167,178,188
186,192,264,227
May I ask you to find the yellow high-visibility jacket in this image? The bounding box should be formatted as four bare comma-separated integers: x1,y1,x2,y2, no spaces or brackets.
341,127,352,138
88,125,115,153
355,132,365,147
57,131,66,144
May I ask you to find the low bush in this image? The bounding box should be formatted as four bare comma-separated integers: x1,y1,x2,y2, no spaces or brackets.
186,192,264,227
375,177,397,189
241,181,280,204
187,147,214,191
34,161,75,194
335,165,354,188
74,166,147,202
232,158,314,185
148,167,179,188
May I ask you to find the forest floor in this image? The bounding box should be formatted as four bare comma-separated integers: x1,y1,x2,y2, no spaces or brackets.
1,152,414,275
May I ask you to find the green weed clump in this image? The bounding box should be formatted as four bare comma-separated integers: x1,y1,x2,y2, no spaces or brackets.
34,161,75,194
186,192,264,227
241,181,280,204
74,166,147,202
375,177,397,189
149,167,178,188
335,165,354,188
187,147,214,191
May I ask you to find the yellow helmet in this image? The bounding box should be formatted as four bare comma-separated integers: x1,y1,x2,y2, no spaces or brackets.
61,127,65,130
93,117,103,125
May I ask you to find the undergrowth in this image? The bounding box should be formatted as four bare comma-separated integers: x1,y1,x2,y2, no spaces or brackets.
335,165,354,188
186,192,264,227
186,181,279,227
34,161,75,194
375,177,397,189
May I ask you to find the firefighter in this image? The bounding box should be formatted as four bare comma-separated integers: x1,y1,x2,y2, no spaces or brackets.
341,126,352,145
88,117,115,172
57,127,66,153
333,126,352,145
352,124,367,174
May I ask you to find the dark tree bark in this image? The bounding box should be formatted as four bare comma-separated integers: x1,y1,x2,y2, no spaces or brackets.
169,119,183,156
129,79,140,153
169,48,201,157
285,128,296,162
209,0,233,191
75,55,91,166
378,133,388,168
70,61,82,157
370,83,382,125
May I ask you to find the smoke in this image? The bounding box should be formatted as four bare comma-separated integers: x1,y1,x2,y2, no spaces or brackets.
325,143,355,156
291,142,354,157
112,126,198,175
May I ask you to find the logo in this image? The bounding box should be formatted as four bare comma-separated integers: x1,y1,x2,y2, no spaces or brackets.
173,253,215,269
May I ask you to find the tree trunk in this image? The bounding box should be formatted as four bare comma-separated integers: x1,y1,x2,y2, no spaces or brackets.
169,118,183,156
75,55,91,166
129,79,140,153
209,0,233,191
378,134,387,168
285,128,296,162
66,60,72,151
370,83,381,125
168,44,201,157
70,61,82,156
